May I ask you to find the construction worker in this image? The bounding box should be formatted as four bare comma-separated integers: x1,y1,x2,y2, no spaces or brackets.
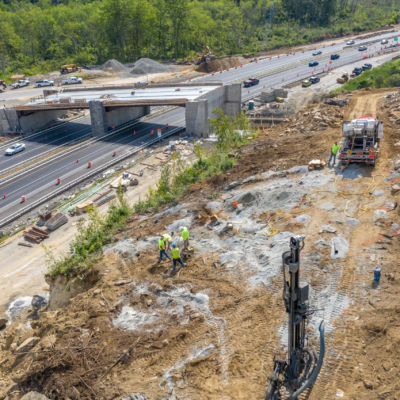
329,141,341,166
180,226,189,250
171,243,185,271
163,233,172,252
159,235,171,262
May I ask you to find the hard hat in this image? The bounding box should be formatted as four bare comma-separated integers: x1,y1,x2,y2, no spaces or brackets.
179,226,184,231
172,243,177,248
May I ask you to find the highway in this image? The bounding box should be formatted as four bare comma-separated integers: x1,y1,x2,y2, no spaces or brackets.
0,30,398,227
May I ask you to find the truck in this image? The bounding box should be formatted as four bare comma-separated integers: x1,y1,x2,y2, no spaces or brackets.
11,79,30,89
60,64,78,74
61,76,83,85
339,116,383,167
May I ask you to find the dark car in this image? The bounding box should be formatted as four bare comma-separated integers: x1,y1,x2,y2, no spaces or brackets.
309,76,320,84
352,67,363,75
330,54,340,60
243,77,259,88
358,45,368,51
309,61,319,67
362,63,372,71
381,39,389,45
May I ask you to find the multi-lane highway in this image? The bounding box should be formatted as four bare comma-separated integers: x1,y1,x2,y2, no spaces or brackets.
0,30,398,227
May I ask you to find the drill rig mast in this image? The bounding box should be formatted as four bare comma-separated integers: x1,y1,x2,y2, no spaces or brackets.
265,235,325,400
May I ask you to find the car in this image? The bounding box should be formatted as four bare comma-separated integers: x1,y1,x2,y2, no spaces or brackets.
302,80,312,88
35,79,54,88
346,40,355,45
381,39,389,45
358,45,368,51
309,76,320,84
5,143,25,155
330,54,340,60
352,67,363,75
308,60,319,67
243,77,259,88
312,50,322,56
11,79,30,89
362,63,372,70
61,76,83,85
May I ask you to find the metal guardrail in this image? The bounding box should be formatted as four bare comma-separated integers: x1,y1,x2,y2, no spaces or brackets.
0,126,184,229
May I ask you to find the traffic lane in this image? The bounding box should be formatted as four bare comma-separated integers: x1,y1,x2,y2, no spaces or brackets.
0,108,184,213
0,119,92,172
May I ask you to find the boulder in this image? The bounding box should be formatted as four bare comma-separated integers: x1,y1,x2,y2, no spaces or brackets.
0,317,7,330
16,337,40,353
20,392,50,400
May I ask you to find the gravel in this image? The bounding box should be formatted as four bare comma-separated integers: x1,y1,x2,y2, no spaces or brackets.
130,58,177,75
102,59,129,72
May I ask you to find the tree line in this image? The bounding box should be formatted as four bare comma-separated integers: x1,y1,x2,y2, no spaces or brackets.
0,0,399,77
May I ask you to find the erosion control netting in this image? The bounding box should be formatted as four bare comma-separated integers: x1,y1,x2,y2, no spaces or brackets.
102,59,129,72
130,58,177,75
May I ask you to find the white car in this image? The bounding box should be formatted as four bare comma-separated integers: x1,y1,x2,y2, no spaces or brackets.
346,40,355,45
35,79,54,88
5,143,25,155
11,79,30,89
62,76,83,85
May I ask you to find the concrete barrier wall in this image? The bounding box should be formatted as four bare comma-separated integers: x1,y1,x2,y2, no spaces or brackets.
0,109,18,135
18,110,66,133
104,105,149,130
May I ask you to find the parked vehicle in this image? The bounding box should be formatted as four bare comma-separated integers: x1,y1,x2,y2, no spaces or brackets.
243,77,259,88
308,61,319,67
381,39,389,45
339,117,383,167
11,79,30,89
61,76,83,85
352,67,363,76
346,40,355,45
35,79,54,88
60,64,78,74
5,143,25,155
302,80,312,88
362,63,372,71
358,45,368,51
330,54,340,60
312,50,322,56
309,76,320,84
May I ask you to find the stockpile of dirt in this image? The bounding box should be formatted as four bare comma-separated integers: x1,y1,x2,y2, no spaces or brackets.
130,58,176,75
102,59,129,72
195,56,248,73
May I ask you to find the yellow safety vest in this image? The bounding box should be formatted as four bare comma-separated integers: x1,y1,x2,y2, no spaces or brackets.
172,247,180,259
182,228,189,240
331,144,341,155
158,239,165,250
163,234,171,243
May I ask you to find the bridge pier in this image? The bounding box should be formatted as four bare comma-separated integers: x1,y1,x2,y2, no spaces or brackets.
89,101,150,136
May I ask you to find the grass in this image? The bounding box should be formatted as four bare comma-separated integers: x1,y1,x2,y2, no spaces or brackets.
46,111,257,280
332,57,400,92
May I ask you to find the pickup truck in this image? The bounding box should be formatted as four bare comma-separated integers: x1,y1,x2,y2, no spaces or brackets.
62,76,83,85
35,79,54,88
11,79,30,89
243,77,259,88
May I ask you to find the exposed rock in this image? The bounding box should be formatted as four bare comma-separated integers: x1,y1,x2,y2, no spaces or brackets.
224,181,240,191
16,337,40,353
20,392,50,400
31,295,47,311
121,394,147,400
0,317,7,330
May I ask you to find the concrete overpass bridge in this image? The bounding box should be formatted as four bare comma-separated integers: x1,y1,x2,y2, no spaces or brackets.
2,82,241,137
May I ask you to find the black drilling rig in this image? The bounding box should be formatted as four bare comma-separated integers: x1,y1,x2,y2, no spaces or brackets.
265,235,325,400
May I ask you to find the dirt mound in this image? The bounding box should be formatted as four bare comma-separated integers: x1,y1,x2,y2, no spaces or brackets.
195,56,248,73
102,59,128,72
130,58,176,75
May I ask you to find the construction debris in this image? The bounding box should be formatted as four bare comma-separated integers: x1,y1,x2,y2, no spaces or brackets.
23,226,49,243
308,159,326,170
45,212,68,231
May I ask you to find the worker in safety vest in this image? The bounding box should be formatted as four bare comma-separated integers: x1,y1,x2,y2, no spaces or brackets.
163,233,172,252
180,226,189,250
171,243,185,271
159,235,171,262
329,141,341,166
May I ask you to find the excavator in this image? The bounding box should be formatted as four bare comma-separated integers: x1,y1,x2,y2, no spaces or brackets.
195,46,216,66
265,235,325,400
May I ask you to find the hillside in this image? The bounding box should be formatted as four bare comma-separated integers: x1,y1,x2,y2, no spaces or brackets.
0,0,399,78
1,89,400,399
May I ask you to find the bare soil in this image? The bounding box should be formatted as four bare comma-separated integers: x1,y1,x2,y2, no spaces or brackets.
1,89,400,400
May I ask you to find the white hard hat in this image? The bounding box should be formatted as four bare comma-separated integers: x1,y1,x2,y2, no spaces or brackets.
179,226,184,231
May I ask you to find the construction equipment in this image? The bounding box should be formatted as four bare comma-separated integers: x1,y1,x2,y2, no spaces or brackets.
336,73,349,84
265,235,325,400
195,46,216,66
339,116,383,167
109,172,139,191
60,64,78,74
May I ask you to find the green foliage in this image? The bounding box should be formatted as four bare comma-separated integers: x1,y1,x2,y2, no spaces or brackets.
333,58,400,92
0,0,399,78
